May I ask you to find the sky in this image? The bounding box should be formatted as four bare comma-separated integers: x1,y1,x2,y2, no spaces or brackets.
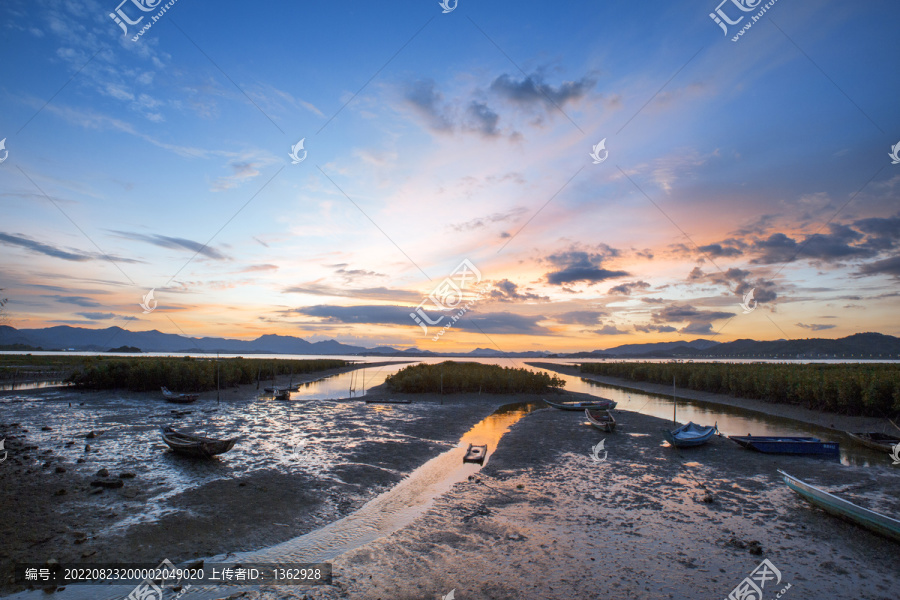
0,0,899,353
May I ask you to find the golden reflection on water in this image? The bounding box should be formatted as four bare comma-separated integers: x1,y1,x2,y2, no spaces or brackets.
458,401,544,462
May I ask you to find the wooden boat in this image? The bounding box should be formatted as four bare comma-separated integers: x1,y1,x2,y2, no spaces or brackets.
663,421,717,448
846,431,900,453
544,398,617,411
463,443,487,464
160,427,237,458
273,389,291,400
585,408,616,433
364,398,411,404
779,470,900,543
161,386,199,404
729,435,839,456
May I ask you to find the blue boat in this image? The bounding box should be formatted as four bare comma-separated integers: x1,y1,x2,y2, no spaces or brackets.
663,422,717,448
729,435,839,455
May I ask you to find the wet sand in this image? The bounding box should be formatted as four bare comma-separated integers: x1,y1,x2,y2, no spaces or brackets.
248,402,900,600
0,362,596,595
3,363,899,599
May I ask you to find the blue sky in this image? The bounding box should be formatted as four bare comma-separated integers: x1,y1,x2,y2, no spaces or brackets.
1,0,899,351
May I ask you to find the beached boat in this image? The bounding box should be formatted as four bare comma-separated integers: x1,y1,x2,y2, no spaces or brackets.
845,431,900,453
273,389,291,400
463,443,487,464
160,427,237,458
364,398,412,404
544,398,617,411
779,470,900,543
161,386,199,404
730,435,839,456
663,421,717,448
585,408,616,432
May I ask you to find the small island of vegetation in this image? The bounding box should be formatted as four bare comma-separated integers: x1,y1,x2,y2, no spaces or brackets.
385,361,565,394
106,345,141,353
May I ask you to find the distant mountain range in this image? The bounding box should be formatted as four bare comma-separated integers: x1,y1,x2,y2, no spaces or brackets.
0,326,898,359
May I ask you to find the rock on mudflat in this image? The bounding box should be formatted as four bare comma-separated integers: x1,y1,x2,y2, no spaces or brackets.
90,478,124,489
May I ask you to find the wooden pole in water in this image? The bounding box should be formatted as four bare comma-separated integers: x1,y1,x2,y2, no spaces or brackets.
216,353,220,404
673,375,676,425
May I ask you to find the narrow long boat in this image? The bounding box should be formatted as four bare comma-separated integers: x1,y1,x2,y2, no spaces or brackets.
845,432,900,453
161,427,237,458
544,398,617,411
779,470,900,543
463,443,487,464
364,398,412,404
663,422,717,448
161,386,199,404
585,408,616,433
730,435,839,456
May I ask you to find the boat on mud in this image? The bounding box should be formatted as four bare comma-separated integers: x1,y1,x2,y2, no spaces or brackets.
160,426,237,458
585,408,617,432
544,398,617,411
730,435,839,456
161,386,199,404
663,422,717,448
780,470,900,543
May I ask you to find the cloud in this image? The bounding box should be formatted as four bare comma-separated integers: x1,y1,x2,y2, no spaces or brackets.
649,303,733,335
634,324,677,333
404,79,454,133
857,255,900,278
689,267,778,304
466,102,500,137
211,161,262,191
0,232,139,264
796,323,837,331
43,295,103,308
488,279,549,303
283,284,420,303
76,312,116,320
545,248,628,286
111,231,227,260
238,264,278,273
593,325,628,335
607,281,650,295
697,242,744,258
553,310,605,325
451,207,527,232
490,72,596,109
750,226,875,265
290,304,548,334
